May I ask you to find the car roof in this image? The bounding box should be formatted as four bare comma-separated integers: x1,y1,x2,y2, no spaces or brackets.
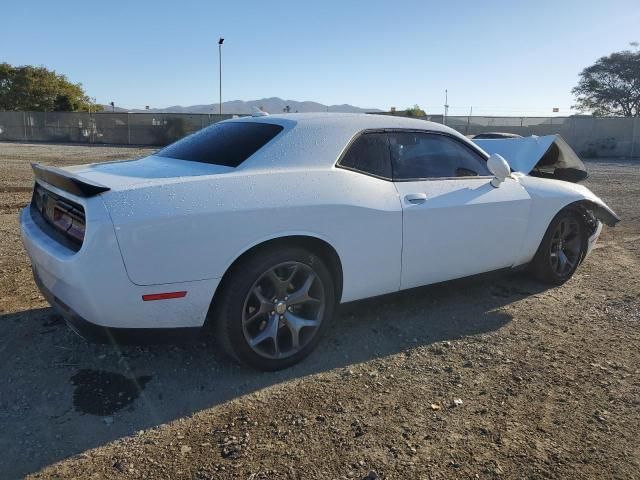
226,112,452,133
225,113,468,171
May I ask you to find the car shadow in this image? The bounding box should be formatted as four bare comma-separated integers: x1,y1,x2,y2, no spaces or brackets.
0,270,549,479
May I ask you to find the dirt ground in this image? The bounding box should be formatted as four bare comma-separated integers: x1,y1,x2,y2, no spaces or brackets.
0,142,638,480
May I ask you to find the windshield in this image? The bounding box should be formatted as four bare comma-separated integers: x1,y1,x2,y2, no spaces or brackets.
157,121,283,167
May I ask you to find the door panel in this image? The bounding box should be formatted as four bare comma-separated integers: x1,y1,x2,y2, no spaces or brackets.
395,177,531,290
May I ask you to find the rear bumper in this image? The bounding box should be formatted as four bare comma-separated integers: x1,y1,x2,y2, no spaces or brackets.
20,200,220,330
34,268,201,343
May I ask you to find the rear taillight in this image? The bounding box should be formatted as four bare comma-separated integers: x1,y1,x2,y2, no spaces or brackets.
52,205,73,231
52,202,85,243
32,184,86,248
67,219,85,243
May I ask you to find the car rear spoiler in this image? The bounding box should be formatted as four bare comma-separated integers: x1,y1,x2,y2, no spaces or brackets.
31,163,110,198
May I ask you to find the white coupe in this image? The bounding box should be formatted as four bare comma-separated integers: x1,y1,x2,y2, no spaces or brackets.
20,113,619,370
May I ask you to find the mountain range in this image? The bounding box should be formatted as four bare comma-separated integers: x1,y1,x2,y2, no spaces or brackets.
103,97,381,114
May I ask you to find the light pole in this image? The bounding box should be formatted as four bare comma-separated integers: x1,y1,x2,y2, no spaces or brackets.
444,89,449,126
218,37,224,115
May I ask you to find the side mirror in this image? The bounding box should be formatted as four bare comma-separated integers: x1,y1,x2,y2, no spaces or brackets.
487,153,512,187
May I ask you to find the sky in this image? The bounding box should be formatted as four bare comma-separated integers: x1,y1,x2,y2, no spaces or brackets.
3,0,640,116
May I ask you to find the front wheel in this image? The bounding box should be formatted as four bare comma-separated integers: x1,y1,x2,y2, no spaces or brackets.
530,208,588,285
213,246,336,370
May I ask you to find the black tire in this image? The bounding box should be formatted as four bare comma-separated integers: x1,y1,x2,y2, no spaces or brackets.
530,208,588,285
213,245,336,371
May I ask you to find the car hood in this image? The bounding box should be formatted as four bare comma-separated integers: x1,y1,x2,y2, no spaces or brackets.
474,135,588,183
61,155,234,192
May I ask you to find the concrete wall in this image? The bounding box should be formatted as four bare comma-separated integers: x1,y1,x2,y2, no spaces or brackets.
428,115,640,158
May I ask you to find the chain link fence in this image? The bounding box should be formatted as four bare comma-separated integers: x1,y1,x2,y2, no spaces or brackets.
0,111,638,158
0,112,238,146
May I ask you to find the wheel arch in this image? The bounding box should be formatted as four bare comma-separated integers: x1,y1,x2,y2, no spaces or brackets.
529,202,591,284
551,199,618,239
541,200,602,247
205,234,344,326
515,195,615,268
566,199,620,227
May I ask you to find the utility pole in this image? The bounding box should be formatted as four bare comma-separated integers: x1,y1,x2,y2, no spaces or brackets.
443,89,449,125
218,37,224,115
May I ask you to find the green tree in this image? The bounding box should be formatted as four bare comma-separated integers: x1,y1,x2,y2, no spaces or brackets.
0,63,101,112
572,48,640,116
405,104,426,117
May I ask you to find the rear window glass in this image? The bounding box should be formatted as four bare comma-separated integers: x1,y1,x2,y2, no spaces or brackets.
157,122,283,167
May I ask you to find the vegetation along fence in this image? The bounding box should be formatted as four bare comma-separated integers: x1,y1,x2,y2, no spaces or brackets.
0,111,639,158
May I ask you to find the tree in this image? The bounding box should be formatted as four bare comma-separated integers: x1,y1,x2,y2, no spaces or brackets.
0,63,101,112
572,48,640,116
405,104,426,117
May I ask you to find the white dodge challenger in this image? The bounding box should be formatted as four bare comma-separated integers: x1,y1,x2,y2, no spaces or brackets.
20,113,619,370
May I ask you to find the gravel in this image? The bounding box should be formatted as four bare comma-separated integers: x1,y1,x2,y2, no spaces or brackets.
0,143,638,479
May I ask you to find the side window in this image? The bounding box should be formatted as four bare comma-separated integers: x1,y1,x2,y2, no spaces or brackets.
389,132,491,180
339,132,392,179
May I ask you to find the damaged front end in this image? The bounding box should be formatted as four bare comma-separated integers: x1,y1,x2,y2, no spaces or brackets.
474,134,588,183
575,199,621,227
578,206,603,257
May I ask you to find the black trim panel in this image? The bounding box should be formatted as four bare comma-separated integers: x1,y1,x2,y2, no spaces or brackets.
32,163,110,197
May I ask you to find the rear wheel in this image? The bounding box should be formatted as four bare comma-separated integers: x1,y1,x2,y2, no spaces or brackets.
530,208,587,285
213,246,335,370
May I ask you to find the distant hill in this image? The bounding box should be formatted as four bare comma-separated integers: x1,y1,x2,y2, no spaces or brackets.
101,97,381,114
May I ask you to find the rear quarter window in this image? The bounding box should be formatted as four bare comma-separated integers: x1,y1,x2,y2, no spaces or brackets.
338,132,392,179
157,122,283,167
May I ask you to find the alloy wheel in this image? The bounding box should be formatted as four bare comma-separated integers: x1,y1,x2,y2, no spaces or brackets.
549,217,581,276
241,261,325,359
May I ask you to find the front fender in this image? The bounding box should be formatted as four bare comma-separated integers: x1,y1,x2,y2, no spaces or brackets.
513,175,619,266
577,199,620,226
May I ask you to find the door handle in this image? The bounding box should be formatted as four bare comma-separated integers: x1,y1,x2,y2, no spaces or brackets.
405,193,427,204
